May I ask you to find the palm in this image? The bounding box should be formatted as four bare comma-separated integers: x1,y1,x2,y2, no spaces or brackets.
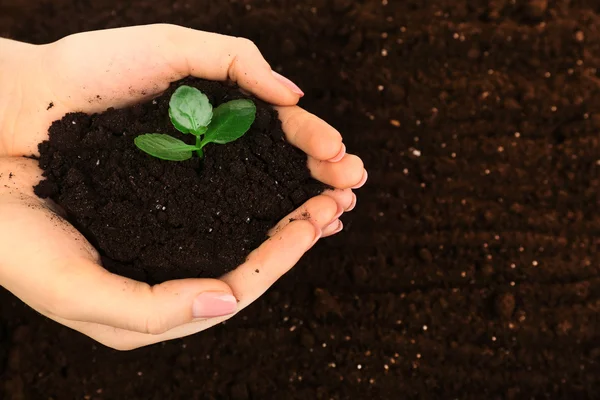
0,157,98,298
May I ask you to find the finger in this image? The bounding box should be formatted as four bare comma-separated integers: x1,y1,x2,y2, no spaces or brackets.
222,219,323,309
268,194,340,237
52,312,220,351
322,220,344,237
166,25,303,104
37,259,238,335
276,106,344,161
48,315,151,351
345,192,358,211
308,155,366,189
321,188,355,212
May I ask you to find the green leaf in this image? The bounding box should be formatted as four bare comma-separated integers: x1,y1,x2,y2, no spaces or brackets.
169,85,212,135
202,99,256,146
134,134,198,161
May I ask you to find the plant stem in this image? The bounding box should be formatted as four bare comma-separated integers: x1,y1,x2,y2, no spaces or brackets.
195,135,204,158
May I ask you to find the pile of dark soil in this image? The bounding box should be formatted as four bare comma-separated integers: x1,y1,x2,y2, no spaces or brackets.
34,78,323,283
1,0,599,399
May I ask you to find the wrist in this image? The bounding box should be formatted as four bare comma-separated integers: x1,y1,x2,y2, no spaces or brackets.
0,38,38,156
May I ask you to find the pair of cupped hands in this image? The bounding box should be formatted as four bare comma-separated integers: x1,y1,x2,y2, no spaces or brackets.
0,24,366,350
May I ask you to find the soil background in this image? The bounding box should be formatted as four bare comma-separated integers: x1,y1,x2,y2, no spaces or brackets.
1,0,600,399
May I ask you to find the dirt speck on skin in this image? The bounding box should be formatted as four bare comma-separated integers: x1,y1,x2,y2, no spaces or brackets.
46,102,54,110
34,78,325,283
88,95,103,104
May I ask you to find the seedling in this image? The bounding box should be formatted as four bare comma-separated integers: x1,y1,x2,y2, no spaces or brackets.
134,85,256,161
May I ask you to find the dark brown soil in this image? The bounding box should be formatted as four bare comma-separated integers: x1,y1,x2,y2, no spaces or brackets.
34,78,324,283
1,0,600,399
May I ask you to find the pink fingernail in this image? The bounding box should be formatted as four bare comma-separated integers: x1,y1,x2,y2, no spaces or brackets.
192,292,237,318
322,220,343,237
333,203,344,221
328,144,346,162
310,225,323,247
272,71,304,96
351,170,368,189
347,193,357,211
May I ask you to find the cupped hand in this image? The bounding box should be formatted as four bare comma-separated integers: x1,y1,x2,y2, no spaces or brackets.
0,24,367,350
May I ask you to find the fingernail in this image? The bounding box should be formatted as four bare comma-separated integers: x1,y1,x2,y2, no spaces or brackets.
333,203,344,221
328,144,346,162
272,70,304,96
310,225,323,247
347,193,357,211
351,169,368,189
322,220,343,237
192,292,237,318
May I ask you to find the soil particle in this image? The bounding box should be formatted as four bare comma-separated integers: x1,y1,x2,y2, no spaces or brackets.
524,0,548,20
418,248,433,263
494,292,517,320
313,288,342,318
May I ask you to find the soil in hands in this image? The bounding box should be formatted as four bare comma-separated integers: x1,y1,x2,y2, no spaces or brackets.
34,78,325,283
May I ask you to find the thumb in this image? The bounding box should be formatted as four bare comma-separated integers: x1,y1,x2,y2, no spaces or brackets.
42,259,238,335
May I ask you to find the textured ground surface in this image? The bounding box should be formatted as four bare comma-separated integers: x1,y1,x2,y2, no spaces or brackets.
1,0,599,399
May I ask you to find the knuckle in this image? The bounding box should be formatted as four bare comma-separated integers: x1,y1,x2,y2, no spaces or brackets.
133,283,170,335
283,109,306,134
143,313,170,335
42,282,73,318
235,37,259,52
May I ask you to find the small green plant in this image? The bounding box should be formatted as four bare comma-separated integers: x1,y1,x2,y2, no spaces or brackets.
134,85,256,161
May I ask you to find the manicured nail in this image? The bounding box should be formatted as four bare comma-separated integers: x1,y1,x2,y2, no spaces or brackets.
310,225,323,247
272,71,304,96
347,193,357,211
332,220,344,235
351,169,368,189
333,203,344,221
322,220,343,237
192,292,237,318
328,144,346,162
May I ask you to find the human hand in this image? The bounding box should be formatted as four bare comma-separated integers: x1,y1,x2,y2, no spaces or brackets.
0,24,367,350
